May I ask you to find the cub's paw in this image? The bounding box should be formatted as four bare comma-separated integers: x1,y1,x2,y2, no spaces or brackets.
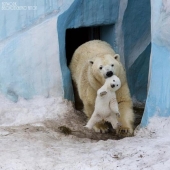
93,122,109,133
116,126,134,137
116,112,120,118
100,91,107,96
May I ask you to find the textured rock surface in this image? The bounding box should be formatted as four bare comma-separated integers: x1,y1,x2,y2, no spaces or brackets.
0,0,151,106
141,0,170,126
0,1,74,101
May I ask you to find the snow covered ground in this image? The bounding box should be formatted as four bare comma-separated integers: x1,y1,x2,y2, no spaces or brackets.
0,94,170,170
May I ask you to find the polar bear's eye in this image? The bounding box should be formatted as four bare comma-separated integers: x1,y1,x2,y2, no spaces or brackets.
111,64,114,67
99,66,103,70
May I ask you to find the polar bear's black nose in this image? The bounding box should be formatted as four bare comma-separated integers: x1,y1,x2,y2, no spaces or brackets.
106,71,113,77
111,84,115,88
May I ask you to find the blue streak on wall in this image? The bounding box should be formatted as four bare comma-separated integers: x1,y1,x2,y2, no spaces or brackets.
100,25,115,51
0,14,63,102
122,0,151,103
0,38,33,102
0,38,36,102
57,0,119,101
123,0,151,64
141,43,170,126
128,43,151,103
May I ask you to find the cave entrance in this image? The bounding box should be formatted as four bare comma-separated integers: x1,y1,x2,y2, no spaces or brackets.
65,27,100,66
65,26,100,110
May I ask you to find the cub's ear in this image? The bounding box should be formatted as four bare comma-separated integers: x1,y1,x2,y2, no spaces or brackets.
89,60,94,65
114,54,120,61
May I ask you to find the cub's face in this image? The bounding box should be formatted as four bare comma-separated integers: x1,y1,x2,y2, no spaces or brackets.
106,75,121,92
89,54,121,83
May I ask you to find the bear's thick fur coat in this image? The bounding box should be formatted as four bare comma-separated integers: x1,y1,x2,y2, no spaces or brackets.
69,40,134,136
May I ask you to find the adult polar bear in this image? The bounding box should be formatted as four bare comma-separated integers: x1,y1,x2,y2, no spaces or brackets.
69,40,134,137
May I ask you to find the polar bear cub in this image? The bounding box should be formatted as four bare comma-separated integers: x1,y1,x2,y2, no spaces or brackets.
85,75,121,130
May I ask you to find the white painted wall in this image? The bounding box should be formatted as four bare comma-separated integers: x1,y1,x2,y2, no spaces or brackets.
0,0,74,101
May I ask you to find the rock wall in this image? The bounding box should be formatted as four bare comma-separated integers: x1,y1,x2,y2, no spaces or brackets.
141,0,170,126
0,0,73,102
0,0,151,108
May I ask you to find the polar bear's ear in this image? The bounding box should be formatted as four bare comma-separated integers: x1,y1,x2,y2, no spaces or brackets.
89,60,94,65
114,54,120,61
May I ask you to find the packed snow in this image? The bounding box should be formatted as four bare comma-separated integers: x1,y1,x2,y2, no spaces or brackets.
0,94,170,170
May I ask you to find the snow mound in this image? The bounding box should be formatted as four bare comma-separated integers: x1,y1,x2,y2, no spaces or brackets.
0,94,73,126
0,94,170,169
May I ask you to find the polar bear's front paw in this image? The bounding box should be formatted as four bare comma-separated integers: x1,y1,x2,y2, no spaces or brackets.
84,124,92,129
116,126,134,137
93,122,109,133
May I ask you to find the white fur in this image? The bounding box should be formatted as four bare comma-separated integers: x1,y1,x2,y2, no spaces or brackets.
85,75,121,130
70,40,134,135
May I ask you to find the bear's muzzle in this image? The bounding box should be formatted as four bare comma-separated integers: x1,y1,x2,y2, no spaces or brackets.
106,71,113,78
